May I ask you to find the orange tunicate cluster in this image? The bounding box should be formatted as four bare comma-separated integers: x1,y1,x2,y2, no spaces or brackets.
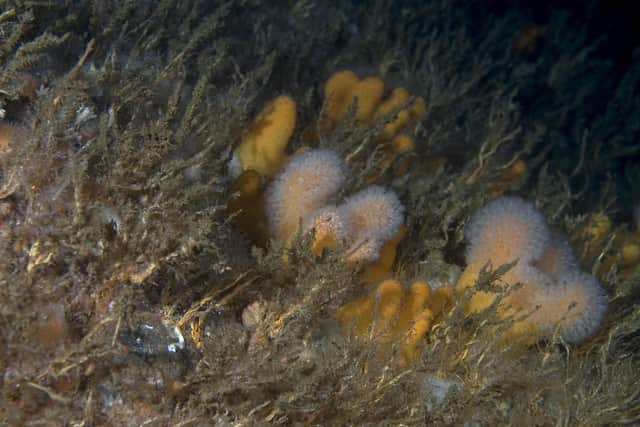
336,279,453,367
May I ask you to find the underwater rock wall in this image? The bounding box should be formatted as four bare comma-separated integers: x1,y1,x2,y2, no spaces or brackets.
0,0,639,425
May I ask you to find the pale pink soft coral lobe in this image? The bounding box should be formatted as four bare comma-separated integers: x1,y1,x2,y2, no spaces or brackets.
532,270,608,343
463,195,607,344
266,149,347,241
342,185,404,262
533,231,579,278
465,196,551,267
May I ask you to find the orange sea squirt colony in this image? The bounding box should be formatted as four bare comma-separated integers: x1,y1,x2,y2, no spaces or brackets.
456,196,607,345
336,279,453,367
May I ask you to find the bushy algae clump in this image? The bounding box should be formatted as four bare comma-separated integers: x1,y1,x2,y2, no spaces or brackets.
0,0,639,426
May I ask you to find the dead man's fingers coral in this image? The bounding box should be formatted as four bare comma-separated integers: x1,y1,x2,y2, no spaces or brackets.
341,185,404,263
323,71,426,140
266,148,347,242
361,225,406,283
336,279,453,366
302,205,353,257
230,95,297,178
322,70,359,130
322,70,385,130
374,88,427,141
335,278,404,339
529,270,607,343
392,281,432,334
352,77,386,124
465,196,551,267
380,134,415,170
533,232,579,278
458,196,608,344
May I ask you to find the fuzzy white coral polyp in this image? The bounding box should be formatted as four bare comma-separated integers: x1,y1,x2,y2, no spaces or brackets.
465,196,607,343
266,149,404,263
266,149,347,242
341,185,404,262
